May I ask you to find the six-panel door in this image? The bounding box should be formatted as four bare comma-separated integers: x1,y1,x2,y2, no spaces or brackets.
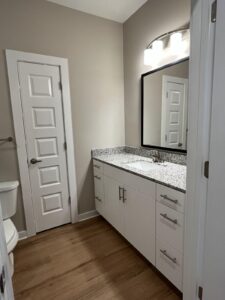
18,62,71,232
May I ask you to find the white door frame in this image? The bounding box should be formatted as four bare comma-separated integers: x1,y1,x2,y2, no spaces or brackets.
183,0,216,299
6,49,78,237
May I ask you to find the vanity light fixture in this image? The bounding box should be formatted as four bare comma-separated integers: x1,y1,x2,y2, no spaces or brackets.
144,27,190,66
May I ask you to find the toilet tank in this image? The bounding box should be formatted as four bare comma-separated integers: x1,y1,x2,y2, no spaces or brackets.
0,181,19,220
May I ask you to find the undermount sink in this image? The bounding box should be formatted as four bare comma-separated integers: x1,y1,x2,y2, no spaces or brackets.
125,160,161,172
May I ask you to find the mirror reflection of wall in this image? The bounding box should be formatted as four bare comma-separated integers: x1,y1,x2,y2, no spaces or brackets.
142,59,189,151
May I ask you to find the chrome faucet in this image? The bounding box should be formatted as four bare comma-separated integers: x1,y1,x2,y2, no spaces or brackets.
152,151,163,163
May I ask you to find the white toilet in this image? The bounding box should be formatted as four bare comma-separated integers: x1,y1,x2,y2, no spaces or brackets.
0,181,19,276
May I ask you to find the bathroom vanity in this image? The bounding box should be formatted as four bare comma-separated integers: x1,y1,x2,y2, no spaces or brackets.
92,150,186,291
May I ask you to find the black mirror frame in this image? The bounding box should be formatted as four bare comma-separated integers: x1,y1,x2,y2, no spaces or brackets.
141,57,189,154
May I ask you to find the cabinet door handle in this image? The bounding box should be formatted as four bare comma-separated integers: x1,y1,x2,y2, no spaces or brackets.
160,249,177,264
122,188,127,203
94,164,100,169
94,175,101,180
119,187,123,200
160,213,178,225
95,196,102,202
160,194,178,204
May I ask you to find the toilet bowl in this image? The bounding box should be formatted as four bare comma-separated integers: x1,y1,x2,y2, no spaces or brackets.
0,181,19,276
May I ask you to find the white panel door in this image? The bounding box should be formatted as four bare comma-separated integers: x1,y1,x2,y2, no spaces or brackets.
18,62,71,232
161,76,188,149
202,1,225,299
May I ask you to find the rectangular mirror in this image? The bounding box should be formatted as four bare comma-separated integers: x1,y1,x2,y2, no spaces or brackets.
141,58,189,152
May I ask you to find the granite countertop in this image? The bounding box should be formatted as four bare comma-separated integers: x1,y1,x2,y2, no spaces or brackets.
93,153,186,193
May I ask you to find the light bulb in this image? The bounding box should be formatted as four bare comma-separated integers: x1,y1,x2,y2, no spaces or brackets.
152,40,163,52
144,48,153,66
170,32,183,54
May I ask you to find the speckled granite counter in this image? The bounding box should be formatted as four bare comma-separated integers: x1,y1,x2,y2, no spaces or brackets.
93,152,186,193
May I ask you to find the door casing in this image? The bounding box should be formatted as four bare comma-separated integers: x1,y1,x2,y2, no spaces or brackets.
6,49,78,237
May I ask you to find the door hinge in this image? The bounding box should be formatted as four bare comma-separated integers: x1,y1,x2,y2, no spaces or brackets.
211,0,217,23
68,196,71,204
59,81,63,90
64,141,67,151
204,161,209,178
198,286,203,300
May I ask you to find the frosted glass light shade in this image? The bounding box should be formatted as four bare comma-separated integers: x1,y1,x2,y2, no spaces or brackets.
144,48,153,66
170,32,183,54
152,40,163,52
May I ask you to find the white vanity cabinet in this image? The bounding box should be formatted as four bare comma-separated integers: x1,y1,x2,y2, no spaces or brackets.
93,159,185,291
93,159,156,265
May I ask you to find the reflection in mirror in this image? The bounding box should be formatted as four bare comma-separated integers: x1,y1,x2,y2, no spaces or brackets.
142,59,189,152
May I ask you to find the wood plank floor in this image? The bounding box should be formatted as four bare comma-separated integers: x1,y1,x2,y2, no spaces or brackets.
13,216,182,300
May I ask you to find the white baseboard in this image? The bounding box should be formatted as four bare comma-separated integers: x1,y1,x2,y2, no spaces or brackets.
18,230,28,240
78,210,99,222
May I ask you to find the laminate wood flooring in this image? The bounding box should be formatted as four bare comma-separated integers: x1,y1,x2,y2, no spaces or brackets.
13,216,182,300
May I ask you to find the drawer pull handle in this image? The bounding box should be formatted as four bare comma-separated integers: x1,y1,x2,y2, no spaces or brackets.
122,188,127,203
95,196,102,202
94,164,100,169
160,213,178,225
94,175,101,180
160,194,178,204
160,249,177,264
119,186,123,200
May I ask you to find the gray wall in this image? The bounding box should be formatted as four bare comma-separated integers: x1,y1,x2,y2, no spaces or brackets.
0,0,125,231
123,0,191,146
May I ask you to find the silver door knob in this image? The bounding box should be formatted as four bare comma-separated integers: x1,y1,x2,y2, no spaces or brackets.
30,158,42,164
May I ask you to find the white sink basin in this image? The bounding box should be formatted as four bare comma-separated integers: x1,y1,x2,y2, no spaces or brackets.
125,160,160,172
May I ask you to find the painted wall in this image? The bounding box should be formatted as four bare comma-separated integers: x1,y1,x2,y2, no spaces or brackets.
0,0,125,231
123,0,190,146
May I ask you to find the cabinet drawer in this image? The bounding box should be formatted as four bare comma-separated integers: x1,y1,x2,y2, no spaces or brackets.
93,159,103,174
156,239,183,291
94,174,104,200
94,173,104,215
156,202,184,252
157,184,185,213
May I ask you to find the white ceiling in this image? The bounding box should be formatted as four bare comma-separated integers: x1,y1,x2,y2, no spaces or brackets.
47,0,148,23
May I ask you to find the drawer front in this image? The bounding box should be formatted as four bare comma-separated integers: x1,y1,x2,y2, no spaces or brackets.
94,174,104,201
156,239,183,291
93,171,104,215
156,202,184,252
93,159,103,174
157,184,185,213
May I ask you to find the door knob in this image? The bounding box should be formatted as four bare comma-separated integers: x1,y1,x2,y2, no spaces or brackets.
30,158,42,164
178,143,183,147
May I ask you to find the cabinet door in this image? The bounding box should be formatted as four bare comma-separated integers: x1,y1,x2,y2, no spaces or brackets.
104,175,125,235
124,185,156,265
